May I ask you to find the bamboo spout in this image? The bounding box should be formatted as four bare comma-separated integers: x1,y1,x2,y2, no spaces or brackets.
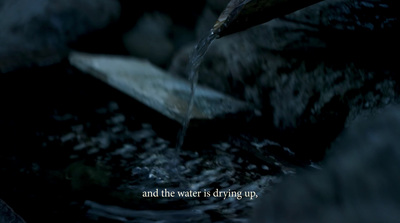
213,0,324,38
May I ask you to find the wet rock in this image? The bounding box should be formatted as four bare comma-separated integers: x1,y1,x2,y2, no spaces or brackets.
0,0,120,73
169,0,400,159
0,199,26,223
252,103,400,223
122,12,175,67
69,52,252,124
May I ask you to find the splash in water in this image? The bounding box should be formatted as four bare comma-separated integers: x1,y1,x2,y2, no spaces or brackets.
176,30,217,150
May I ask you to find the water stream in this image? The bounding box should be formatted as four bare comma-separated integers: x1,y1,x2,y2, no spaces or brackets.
176,30,217,150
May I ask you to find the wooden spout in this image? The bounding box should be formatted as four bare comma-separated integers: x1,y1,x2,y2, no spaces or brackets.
213,0,324,37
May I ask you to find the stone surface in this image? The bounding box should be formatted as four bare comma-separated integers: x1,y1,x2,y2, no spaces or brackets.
252,103,400,223
0,0,120,73
169,0,400,159
69,52,252,124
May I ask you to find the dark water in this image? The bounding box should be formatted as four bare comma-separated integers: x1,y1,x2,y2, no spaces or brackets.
0,63,302,223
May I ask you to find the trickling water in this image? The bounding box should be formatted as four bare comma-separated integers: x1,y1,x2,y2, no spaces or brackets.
176,30,217,150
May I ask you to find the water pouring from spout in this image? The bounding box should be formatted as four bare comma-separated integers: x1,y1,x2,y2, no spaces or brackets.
176,30,217,150
176,0,325,149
